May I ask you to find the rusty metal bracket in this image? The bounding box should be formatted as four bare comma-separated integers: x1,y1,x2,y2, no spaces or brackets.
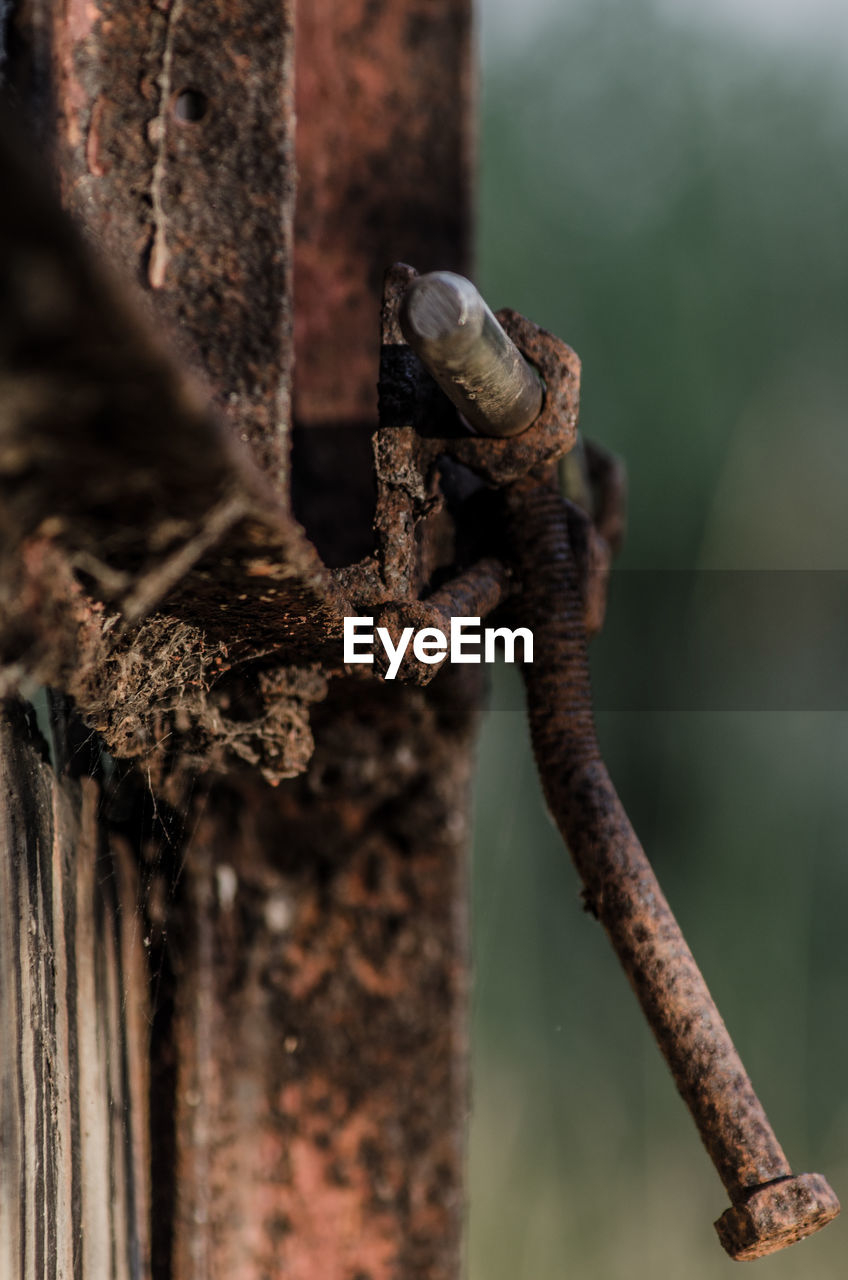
374,263,580,497
360,262,612,684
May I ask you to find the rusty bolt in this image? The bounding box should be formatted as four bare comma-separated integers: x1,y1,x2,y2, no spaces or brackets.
505,473,839,1260
399,271,544,437
386,264,839,1254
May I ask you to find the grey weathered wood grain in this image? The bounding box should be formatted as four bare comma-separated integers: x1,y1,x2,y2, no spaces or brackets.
0,700,150,1279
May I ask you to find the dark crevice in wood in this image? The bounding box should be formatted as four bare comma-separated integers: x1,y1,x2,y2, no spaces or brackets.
10,765,29,1277
64,827,83,1280
107,776,185,1280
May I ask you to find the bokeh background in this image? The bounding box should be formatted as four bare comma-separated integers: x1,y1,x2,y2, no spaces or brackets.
468,1,848,1275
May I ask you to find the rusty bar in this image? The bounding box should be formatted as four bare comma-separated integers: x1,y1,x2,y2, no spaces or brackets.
426,557,511,618
505,474,839,1261
293,0,473,426
169,675,475,1279
400,272,543,437
376,557,511,685
34,0,298,483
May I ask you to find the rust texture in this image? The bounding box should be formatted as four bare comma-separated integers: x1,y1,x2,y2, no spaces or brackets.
2,1,488,1277
445,310,580,485
166,676,475,1280
372,263,446,601
377,264,838,1259
294,0,473,426
2,0,340,788
0,159,504,786
558,436,626,634
6,0,831,1251
377,558,511,685
584,438,627,555
366,260,612,714
0,121,340,782
4,0,480,1275
46,0,296,481
715,1173,841,1260
369,264,580,602
504,470,839,1258
370,264,600,681
374,268,580,489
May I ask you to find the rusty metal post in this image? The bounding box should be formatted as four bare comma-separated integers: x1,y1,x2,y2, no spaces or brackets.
293,2,472,427
4,4,477,1280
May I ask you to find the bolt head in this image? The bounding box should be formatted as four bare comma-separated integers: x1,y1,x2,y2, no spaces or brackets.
715,1173,840,1260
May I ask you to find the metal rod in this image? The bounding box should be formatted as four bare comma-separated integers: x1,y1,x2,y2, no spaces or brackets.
399,271,543,437
376,558,511,685
506,473,840,1261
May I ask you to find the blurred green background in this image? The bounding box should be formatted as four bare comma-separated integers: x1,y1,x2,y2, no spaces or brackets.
469,1,848,1275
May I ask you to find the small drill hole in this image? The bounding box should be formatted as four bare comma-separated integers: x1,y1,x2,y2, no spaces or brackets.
173,89,208,123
